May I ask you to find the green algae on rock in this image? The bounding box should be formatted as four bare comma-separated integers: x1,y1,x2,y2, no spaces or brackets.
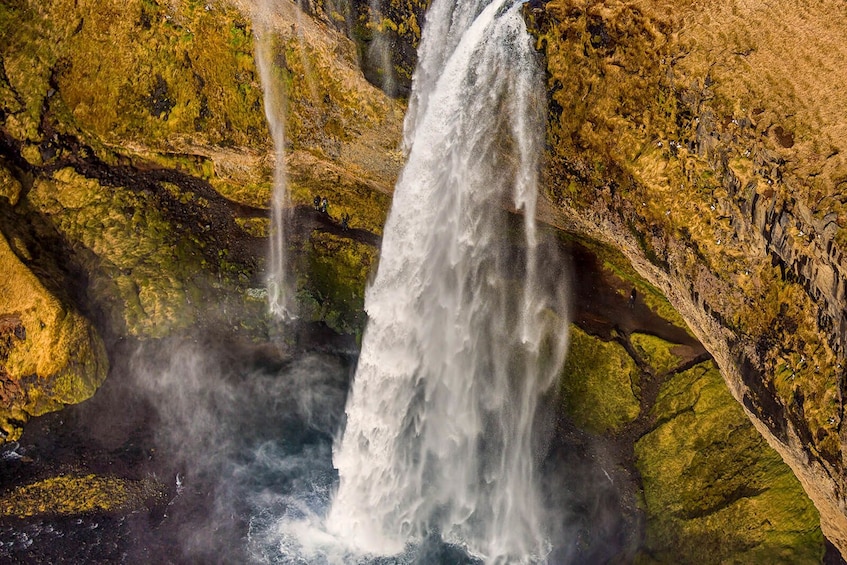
560,325,640,434
0,0,407,440
303,0,430,97
0,166,22,207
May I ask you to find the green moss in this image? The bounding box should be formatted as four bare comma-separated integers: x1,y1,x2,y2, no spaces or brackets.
298,231,378,335
0,473,165,518
25,167,207,337
631,332,681,376
0,229,107,438
214,178,273,209
0,165,22,206
560,325,640,434
236,217,270,238
326,0,428,95
635,362,823,564
288,172,391,236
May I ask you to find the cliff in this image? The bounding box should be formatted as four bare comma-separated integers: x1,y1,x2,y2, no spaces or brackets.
555,236,824,562
0,0,406,443
0,230,107,440
525,0,847,555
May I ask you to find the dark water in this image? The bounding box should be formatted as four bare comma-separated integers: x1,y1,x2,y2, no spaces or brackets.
0,337,483,564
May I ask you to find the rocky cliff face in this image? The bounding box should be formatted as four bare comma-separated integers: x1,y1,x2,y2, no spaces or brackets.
525,0,847,555
0,0,402,437
0,230,107,441
558,238,824,562
296,0,429,97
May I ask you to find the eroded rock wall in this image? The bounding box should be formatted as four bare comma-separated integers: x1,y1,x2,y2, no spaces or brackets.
526,0,847,554
0,0,840,557
0,230,107,440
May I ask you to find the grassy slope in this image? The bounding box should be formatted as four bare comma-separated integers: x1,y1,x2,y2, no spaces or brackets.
560,238,823,562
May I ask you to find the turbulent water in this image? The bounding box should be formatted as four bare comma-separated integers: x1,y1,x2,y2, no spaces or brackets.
327,0,571,562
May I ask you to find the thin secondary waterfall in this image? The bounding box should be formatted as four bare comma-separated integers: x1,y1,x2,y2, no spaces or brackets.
328,0,570,562
367,0,397,96
254,5,294,320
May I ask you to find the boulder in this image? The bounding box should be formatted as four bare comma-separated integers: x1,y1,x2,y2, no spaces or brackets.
0,231,107,440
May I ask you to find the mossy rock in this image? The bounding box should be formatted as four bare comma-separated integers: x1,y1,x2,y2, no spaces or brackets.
24,168,208,338
287,153,393,236
0,166,22,206
635,362,823,564
0,473,165,518
0,231,107,441
0,0,403,206
0,0,268,150
630,332,681,376
560,325,640,434
297,230,378,335
312,0,429,97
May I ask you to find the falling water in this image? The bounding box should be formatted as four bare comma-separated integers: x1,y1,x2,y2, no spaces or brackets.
366,0,398,96
254,5,294,320
327,0,571,562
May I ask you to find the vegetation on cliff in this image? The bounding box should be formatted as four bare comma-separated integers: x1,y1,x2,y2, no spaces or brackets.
0,230,107,441
636,362,822,563
560,325,639,434
298,0,430,97
0,473,164,518
526,0,847,550
561,236,823,563
0,0,836,559
0,0,401,427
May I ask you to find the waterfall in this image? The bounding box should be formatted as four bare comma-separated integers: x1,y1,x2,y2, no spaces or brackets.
327,0,571,562
367,0,398,97
254,5,294,320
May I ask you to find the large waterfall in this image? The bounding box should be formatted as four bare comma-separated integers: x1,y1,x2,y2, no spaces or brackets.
327,0,571,561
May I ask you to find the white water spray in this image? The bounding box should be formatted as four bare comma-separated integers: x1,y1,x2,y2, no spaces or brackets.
328,0,570,562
